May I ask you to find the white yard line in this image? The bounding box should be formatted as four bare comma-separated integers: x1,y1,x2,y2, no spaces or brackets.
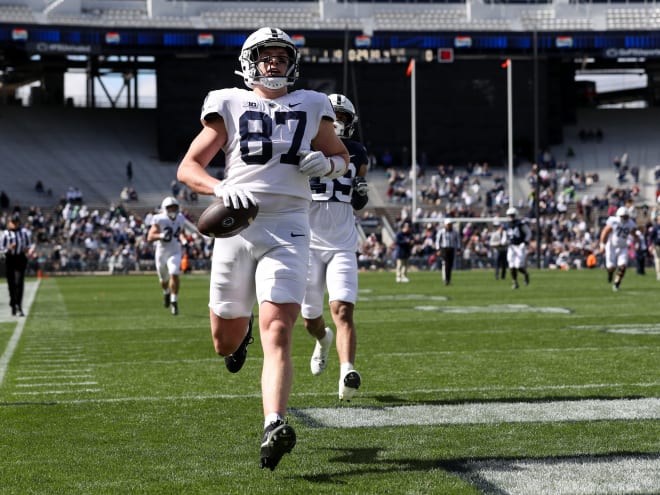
295,398,660,428
462,455,660,495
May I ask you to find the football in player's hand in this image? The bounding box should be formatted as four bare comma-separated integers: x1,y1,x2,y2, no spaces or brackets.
197,199,259,238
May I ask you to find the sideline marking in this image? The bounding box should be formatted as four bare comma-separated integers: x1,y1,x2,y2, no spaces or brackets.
359,294,448,302
571,323,660,335
0,281,40,387
415,303,571,314
459,455,660,495
293,398,660,428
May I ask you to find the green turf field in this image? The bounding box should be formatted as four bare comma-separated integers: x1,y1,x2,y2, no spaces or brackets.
0,270,658,494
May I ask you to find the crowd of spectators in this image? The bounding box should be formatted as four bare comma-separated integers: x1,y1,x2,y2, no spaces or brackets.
0,198,213,276
3,145,659,278
356,148,659,274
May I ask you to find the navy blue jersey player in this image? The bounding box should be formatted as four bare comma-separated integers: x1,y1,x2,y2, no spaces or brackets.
504,207,531,289
301,93,369,401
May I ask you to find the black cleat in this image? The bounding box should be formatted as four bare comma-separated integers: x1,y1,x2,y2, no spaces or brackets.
163,293,170,308
171,301,178,316
339,370,362,401
224,315,254,373
260,420,296,471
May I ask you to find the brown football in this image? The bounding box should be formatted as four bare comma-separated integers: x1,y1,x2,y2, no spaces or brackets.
197,199,259,238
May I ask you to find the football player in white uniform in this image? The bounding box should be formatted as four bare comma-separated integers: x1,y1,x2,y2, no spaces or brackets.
176,27,349,471
147,197,187,315
301,94,368,401
599,206,643,291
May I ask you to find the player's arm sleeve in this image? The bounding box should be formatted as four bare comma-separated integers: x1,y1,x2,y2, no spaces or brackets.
147,223,160,242
200,89,229,123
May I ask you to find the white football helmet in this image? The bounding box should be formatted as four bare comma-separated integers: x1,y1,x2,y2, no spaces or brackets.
161,196,179,220
328,93,358,138
616,206,629,219
506,207,518,217
237,27,299,90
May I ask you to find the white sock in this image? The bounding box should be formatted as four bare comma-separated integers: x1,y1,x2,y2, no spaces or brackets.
171,294,177,303
264,412,284,428
340,362,354,377
320,327,333,347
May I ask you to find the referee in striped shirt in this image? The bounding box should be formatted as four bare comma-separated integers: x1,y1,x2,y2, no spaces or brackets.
1,213,32,316
435,218,461,286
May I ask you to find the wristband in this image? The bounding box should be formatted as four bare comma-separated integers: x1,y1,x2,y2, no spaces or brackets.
324,155,348,179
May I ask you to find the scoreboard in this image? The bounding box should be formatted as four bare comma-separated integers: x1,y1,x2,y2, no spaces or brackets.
301,47,430,64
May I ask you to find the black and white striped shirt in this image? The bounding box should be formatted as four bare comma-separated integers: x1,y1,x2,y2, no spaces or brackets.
0,228,32,256
436,228,461,250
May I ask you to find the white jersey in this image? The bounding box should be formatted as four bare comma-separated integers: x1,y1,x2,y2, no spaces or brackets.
605,216,636,249
152,212,185,253
308,158,359,251
201,87,335,209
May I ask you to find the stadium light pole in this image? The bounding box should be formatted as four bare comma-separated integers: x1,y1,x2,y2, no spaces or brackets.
504,58,514,208
409,59,417,221
533,30,542,269
342,26,349,94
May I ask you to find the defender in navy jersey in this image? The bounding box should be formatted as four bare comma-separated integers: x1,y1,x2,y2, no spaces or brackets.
302,93,368,401
176,27,349,470
504,207,531,289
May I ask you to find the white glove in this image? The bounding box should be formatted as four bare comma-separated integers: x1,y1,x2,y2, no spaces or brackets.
213,183,257,209
299,151,332,177
353,177,369,196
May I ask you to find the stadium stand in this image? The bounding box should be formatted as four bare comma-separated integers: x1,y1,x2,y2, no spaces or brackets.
0,106,204,212
2,0,660,31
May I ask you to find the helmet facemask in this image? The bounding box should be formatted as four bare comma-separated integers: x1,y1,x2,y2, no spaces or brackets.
238,28,299,90
161,196,179,220
166,207,178,221
328,94,358,138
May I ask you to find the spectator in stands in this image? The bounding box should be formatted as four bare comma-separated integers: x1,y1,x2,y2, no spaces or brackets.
394,222,414,283
381,149,393,169
0,191,9,209
170,180,181,198
65,186,83,205
126,161,133,182
631,165,639,184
